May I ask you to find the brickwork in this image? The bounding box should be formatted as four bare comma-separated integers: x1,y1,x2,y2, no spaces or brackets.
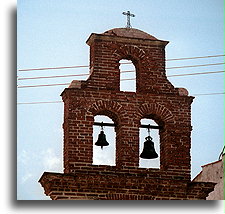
39,28,215,200
40,170,215,200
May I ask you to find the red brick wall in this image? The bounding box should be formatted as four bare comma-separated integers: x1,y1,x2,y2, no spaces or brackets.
61,89,193,178
40,171,215,200
40,29,215,200
85,33,177,94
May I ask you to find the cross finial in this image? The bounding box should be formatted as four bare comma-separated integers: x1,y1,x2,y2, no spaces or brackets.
122,10,135,28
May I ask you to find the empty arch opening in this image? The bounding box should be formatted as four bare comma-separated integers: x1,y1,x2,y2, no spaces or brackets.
119,59,136,92
139,118,160,168
93,115,116,166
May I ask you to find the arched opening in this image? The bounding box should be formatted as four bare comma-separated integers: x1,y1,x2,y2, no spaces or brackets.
119,59,136,92
93,115,116,166
139,118,160,168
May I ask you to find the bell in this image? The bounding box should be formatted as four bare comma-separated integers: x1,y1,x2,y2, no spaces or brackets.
95,130,109,149
140,136,158,159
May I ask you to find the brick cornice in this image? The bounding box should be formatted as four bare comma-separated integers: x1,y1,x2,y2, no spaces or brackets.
86,33,169,47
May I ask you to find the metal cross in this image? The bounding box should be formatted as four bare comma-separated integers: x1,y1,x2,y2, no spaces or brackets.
122,10,135,28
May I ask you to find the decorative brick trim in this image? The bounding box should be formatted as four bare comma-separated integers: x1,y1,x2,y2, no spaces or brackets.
137,103,174,125
88,99,126,125
112,44,147,61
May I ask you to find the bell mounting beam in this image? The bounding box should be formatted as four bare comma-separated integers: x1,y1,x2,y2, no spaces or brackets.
94,122,116,127
94,122,162,129
140,124,163,130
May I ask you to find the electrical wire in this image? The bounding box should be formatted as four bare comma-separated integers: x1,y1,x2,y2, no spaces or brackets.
117,70,225,79
17,69,137,81
166,62,224,70
17,54,225,104
167,70,224,77
192,92,225,96
18,73,89,81
18,83,70,88
18,54,225,72
18,65,89,72
17,70,133,81
166,54,225,61
17,70,224,88
17,101,63,105
17,68,225,81
17,60,225,82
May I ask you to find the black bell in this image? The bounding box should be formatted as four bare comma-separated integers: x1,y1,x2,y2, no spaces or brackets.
95,130,109,149
140,136,158,159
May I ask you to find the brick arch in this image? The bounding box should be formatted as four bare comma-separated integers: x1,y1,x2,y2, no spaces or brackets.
105,42,177,94
88,100,126,125
136,103,174,126
112,44,146,61
110,44,147,70
110,44,150,92
111,44,159,70
109,44,166,93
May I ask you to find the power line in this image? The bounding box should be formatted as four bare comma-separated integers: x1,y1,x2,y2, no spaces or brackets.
166,54,225,61
17,67,225,81
192,92,225,96
16,92,225,105
18,83,70,88
17,101,63,105
17,69,137,81
18,54,225,72
18,65,89,72
167,70,224,77
18,73,89,81
118,70,224,81
17,70,224,88
166,62,224,70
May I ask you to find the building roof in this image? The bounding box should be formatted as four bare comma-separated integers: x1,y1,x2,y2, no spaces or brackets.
103,28,158,40
193,155,224,182
201,154,224,168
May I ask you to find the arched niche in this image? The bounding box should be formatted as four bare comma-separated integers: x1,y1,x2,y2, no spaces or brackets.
119,59,136,92
93,115,116,166
139,118,160,169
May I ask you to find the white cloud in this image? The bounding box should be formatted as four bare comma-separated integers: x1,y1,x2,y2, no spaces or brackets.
41,148,62,172
21,172,33,184
18,149,30,166
18,149,33,184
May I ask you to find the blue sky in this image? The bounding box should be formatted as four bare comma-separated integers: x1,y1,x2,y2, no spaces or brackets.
17,0,224,201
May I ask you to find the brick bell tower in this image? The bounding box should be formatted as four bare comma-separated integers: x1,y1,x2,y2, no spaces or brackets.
39,27,215,200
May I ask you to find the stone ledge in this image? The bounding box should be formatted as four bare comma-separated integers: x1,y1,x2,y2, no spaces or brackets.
39,171,215,200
